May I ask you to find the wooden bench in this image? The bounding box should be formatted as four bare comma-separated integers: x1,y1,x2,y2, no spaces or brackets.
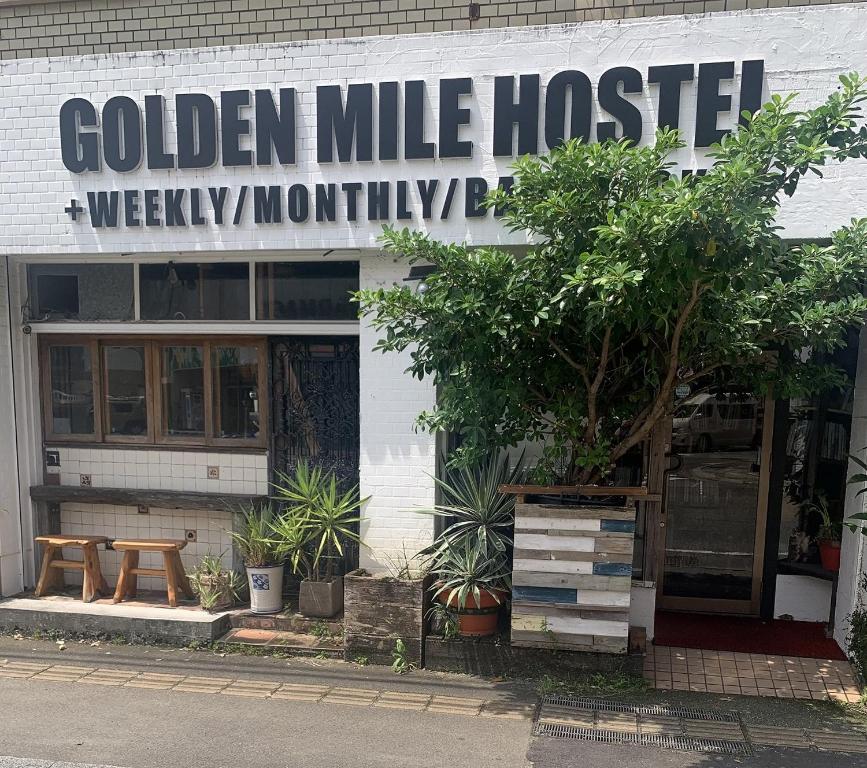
34,535,110,603
112,539,195,607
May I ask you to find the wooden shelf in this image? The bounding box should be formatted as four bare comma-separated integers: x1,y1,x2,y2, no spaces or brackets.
30,485,267,512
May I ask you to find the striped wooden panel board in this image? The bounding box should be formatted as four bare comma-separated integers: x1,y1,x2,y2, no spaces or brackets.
511,501,636,654
510,629,628,654
516,503,636,521
512,571,632,592
511,611,629,638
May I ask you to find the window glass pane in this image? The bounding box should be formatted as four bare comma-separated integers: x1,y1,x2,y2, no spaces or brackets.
104,346,148,437
213,346,260,440
28,264,134,321
48,345,94,435
140,263,250,320
256,262,359,320
162,346,205,437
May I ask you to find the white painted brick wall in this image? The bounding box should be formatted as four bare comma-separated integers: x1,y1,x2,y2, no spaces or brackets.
0,257,24,596
47,446,269,495
359,254,437,572
58,504,233,592
0,7,866,255
835,325,867,653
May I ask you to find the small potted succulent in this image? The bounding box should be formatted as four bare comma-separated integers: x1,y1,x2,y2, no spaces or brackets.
228,502,285,614
187,553,244,612
271,462,366,618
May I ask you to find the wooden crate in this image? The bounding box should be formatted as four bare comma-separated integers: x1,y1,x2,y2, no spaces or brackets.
510,500,635,654
343,569,431,666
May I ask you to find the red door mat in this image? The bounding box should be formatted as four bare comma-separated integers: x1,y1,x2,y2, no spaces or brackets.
654,611,847,660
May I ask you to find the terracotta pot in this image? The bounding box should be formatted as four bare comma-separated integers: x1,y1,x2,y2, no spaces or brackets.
819,540,841,572
436,586,508,637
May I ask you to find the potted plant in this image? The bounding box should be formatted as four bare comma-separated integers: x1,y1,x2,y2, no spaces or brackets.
806,497,843,572
415,451,521,638
430,540,511,637
228,501,284,615
271,461,367,618
356,76,867,653
187,553,244,612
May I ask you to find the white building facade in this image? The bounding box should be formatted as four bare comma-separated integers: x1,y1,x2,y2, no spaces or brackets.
0,4,866,653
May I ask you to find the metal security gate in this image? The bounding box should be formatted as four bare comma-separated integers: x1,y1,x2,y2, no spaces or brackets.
270,337,361,575
270,337,360,485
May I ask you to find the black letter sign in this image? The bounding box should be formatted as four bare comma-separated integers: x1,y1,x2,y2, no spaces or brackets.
102,96,142,173
176,94,218,169
695,61,734,147
60,98,100,173
597,67,643,144
544,70,592,148
493,74,540,156
317,84,374,162
439,78,473,158
647,63,694,131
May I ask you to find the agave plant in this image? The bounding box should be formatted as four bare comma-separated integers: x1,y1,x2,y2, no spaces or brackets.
431,539,512,611
417,451,523,565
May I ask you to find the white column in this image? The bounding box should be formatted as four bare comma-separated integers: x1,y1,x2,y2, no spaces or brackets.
0,256,24,596
358,253,437,573
835,325,867,651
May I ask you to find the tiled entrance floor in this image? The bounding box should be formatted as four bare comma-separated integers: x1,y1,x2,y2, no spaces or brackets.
645,645,861,703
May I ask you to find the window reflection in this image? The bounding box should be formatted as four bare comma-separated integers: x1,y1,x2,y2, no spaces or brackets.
104,346,148,437
162,346,205,437
212,346,260,439
49,345,94,435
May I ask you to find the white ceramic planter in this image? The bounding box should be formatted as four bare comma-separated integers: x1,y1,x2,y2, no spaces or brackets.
246,565,285,614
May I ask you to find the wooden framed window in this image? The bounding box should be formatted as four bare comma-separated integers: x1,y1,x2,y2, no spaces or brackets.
40,336,267,449
41,340,101,442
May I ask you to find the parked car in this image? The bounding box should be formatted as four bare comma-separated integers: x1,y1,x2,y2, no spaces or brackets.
672,394,761,453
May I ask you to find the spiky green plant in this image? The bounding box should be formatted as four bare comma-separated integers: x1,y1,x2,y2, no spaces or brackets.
228,502,282,568
430,539,512,611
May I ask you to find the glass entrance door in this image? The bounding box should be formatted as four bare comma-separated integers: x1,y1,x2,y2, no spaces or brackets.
658,391,774,615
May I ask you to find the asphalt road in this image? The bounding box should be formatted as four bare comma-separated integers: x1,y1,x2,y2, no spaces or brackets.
0,676,533,768
2,640,866,768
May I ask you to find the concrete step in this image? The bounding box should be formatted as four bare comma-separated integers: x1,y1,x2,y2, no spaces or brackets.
217,627,343,658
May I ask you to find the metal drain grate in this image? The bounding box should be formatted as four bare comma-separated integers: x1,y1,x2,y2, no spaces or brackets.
541,695,739,722
533,723,751,755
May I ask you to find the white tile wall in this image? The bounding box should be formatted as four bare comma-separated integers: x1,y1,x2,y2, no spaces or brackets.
59,503,234,592
49,446,269,496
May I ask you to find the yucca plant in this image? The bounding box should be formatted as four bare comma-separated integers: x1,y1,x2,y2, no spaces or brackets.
271,461,368,582
417,451,523,566
228,501,282,568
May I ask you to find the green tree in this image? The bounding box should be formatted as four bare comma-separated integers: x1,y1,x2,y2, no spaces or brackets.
356,75,867,485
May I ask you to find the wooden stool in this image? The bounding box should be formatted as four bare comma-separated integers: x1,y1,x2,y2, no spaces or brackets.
34,535,110,603
112,539,195,607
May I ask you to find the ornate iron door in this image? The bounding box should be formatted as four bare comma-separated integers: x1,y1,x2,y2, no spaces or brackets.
269,337,360,488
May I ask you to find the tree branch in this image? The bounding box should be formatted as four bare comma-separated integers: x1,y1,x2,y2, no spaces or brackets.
584,326,613,444
610,280,706,461
547,336,591,390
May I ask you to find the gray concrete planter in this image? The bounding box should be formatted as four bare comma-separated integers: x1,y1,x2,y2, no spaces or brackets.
299,577,343,618
343,569,431,666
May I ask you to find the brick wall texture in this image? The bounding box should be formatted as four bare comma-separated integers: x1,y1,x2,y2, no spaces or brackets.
0,0,861,60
